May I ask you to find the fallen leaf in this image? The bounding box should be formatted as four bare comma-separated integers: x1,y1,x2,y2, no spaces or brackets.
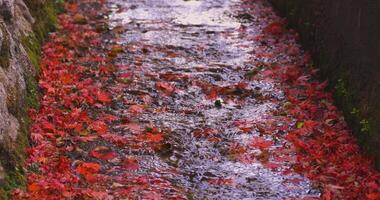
90,121,109,134
97,91,112,103
251,137,273,149
73,14,87,24
90,147,117,160
76,162,101,176
129,105,144,114
156,81,174,95
146,133,163,143
122,157,140,170
264,21,283,35
28,183,41,193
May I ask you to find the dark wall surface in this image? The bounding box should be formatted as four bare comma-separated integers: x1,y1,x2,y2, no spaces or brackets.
270,0,380,168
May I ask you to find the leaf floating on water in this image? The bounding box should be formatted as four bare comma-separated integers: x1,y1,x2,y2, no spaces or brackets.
89,147,117,161
250,137,274,149
122,157,140,171
126,123,143,133
166,51,178,58
192,128,219,138
207,178,235,186
156,81,175,95
128,105,145,114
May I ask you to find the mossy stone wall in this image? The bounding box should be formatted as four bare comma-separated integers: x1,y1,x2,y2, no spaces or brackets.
270,0,380,169
0,0,59,198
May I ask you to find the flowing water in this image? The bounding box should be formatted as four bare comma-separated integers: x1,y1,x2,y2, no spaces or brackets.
105,0,320,199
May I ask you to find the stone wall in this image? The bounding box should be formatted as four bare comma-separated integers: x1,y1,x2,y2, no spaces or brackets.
0,0,57,197
270,0,380,169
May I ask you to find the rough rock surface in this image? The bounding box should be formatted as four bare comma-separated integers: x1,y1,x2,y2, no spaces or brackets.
0,0,39,188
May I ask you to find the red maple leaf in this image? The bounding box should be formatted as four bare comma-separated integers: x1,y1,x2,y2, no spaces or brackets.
41,120,55,132
208,178,234,186
207,89,218,100
97,91,112,103
192,128,218,138
146,133,163,143
366,193,380,200
89,148,117,160
156,81,174,95
251,137,273,149
60,73,74,84
122,157,140,170
28,183,41,194
90,121,109,134
76,162,101,176
264,22,283,35
263,162,280,171
129,105,144,114
126,123,142,133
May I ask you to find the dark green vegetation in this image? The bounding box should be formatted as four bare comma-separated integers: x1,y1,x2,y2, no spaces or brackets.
270,0,380,169
23,0,61,72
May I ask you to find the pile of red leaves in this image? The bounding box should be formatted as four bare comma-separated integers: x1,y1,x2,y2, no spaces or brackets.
257,18,380,199
12,1,115,198
13,1,182,199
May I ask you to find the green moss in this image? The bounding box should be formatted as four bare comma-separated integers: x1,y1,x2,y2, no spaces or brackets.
21,35,41,110
0,107,31,199
331,75,375,147
22,35,41,72
335,79,348,97
22,0,61,69
26,76,40,110
24,0,60,42
360,119,371,133
21,0,62,110
0,132,29,199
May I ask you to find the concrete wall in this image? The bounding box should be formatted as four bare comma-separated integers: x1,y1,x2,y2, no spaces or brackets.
270,0,380,168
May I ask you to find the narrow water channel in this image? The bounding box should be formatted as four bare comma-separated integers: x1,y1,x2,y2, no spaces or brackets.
106,0,319,199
